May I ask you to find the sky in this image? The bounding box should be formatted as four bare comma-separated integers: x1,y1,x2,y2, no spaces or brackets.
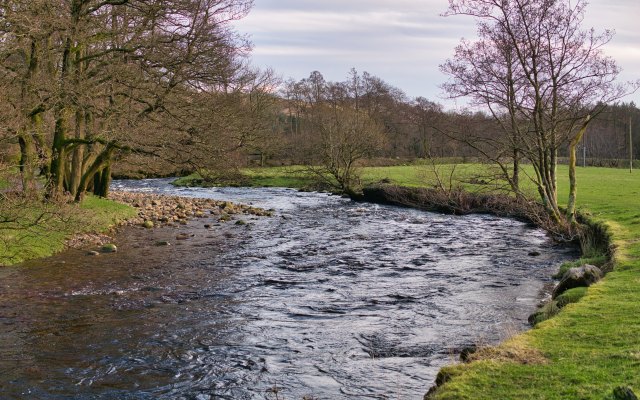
233,0,640,108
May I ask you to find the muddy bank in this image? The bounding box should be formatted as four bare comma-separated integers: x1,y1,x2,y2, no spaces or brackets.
354,184,541,221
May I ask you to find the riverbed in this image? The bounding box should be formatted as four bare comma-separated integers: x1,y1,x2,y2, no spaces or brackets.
0,179,578,399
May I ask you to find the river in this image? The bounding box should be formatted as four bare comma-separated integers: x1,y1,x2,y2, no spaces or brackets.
0,179,578,399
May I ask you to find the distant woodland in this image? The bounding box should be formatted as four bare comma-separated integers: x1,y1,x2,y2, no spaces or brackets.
0,0,638,203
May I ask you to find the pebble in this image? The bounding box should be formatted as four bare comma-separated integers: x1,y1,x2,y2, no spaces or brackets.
108,191,271,228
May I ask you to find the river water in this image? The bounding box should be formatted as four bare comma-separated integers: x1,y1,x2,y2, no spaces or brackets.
0,179,578,399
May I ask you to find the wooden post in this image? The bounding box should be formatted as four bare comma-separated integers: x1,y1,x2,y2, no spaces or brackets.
630,116,633,173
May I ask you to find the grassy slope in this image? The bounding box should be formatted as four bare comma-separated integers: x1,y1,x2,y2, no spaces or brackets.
175,164,640,398
0,196,136,266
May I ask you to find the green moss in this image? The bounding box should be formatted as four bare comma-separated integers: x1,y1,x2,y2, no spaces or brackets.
529,301,560,326
554,255,608,279
555,287,588,308
101,243,118,253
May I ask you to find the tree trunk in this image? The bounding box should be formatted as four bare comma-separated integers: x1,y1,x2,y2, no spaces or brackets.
69,111,85,196
18,131,37,194
566,118,591,221
75,144,115,202
94,164,112,198
512,148,519,192
49,1,81,198
32,114,50,176
49,111,69,197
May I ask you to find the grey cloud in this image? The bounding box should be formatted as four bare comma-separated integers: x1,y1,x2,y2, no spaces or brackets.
236,0,640,105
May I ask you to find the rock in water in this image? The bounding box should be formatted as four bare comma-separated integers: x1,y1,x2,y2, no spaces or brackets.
101,243,118,253
552,264,602,298
459,345,477,362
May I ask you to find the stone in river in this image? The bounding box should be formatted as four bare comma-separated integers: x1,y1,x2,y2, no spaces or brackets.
552,264,602,298
101,243,118,253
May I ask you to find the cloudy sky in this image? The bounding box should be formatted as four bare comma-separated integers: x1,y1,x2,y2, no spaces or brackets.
234,0,640,108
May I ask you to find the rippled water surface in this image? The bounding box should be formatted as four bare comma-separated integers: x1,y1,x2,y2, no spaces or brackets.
0,179,578,399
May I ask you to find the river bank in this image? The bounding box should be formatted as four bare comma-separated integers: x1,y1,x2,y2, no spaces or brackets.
0,190,269,267
348,167,638,399
0,195,136,266
348,183,624,398
416,167,640,400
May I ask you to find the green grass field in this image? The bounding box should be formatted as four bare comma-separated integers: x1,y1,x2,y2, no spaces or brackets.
177,163,640,398
173,163,493,191
0,195,136,266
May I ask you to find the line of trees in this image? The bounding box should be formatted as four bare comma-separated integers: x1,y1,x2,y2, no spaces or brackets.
1,0,638,229
243,69,637,196
441,0,637,224
0,0,276,200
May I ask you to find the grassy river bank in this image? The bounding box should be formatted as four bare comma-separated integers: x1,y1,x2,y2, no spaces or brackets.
0,195,137,266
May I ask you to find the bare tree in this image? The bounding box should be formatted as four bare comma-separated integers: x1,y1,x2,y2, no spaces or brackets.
0,0,254,200
157,66,281,182
442,0,638,224
307,104,386,194
279,72,387,194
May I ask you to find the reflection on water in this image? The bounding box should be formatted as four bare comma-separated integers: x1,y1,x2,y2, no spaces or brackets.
0,179,578,399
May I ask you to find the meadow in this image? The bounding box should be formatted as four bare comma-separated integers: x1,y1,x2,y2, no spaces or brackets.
0,195,136,266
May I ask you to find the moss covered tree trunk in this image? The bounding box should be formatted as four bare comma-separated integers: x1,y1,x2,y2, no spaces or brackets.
69,112,85,197
18,131,37,193
75,144,115,202
567,117,591,222
49,1,81,198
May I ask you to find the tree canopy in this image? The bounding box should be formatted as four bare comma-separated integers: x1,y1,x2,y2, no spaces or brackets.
441,0,639,224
